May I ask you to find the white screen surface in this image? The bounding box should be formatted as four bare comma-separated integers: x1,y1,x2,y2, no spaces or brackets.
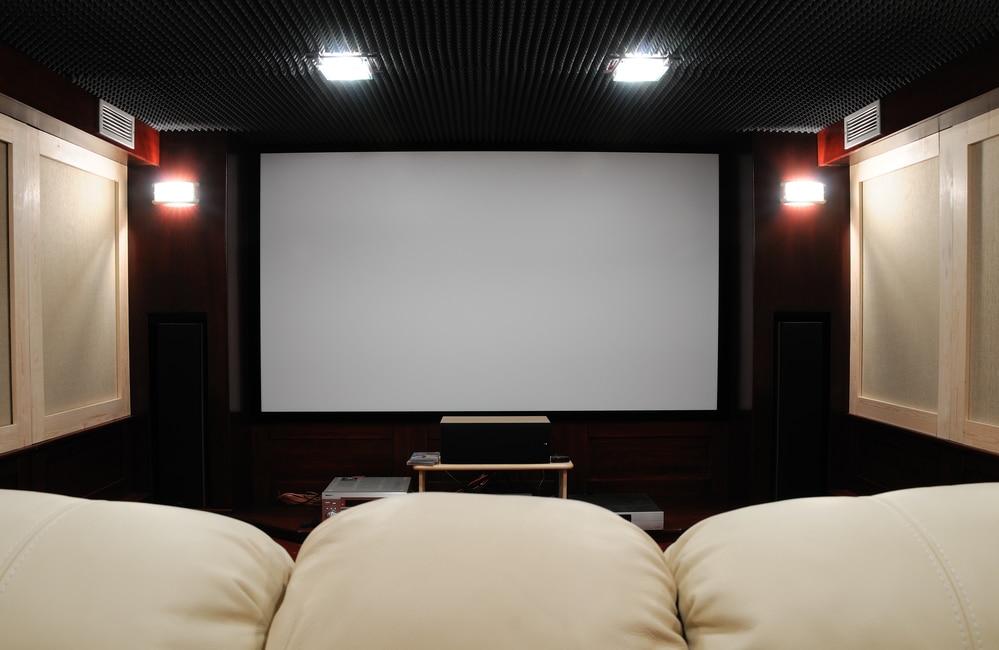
260,151,718,412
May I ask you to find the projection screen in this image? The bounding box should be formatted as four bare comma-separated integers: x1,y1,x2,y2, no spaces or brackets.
260,151,718,412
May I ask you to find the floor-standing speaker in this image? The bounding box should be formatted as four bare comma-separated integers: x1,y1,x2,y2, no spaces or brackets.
151,316,207,507
774,315,829,500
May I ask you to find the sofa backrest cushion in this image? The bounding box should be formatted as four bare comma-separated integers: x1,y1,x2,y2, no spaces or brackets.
265,491,687,650
0,489,294,650
664,483,999,650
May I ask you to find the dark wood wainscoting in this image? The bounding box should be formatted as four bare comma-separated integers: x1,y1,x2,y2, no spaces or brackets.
834,415,999,495
251,419,431,499
0,419,146,499
250,415,732,519
556,419,729,503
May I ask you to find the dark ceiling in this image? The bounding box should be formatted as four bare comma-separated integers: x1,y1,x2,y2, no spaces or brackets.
2,0,998,150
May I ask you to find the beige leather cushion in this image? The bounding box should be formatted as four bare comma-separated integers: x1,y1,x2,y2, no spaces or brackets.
665,483,999,650
266,491,687,650
0,489,293,650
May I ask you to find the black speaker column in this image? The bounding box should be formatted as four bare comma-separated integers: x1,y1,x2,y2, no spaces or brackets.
774,314,829,500
151,315,207,507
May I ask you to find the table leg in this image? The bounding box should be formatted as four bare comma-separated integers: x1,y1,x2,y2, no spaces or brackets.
418,471,426,492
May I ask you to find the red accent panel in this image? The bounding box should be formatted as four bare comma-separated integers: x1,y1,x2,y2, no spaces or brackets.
816,120,847,167
818,37,999,167
0,42,159,165
129,121,160,166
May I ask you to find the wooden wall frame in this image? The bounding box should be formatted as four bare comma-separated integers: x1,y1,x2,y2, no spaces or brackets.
850,106,999,454
0,112,129,454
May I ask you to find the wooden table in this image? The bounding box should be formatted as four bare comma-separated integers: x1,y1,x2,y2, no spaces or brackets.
413,461,574,498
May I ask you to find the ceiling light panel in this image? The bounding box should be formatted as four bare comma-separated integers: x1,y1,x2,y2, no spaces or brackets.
318,54,373,81
612,56,670,83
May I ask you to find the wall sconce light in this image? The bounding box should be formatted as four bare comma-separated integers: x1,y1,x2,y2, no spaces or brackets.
152,181,199,206
780,181,825,205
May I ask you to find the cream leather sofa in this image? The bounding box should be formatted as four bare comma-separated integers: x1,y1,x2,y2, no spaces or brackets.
3,483,998,649
0,488,294,649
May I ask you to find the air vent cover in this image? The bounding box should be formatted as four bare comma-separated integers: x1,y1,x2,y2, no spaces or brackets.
844,100,880,149
98,99,135,149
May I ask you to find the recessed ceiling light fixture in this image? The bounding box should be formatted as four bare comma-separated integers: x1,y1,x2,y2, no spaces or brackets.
606,54,671,83
317,53,377,81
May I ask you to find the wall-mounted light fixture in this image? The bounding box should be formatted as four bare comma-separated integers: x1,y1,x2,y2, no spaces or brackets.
317,53,379,81
152,181,199,206
780,180,825,205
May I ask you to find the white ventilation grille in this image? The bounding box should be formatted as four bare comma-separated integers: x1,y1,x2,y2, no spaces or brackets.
98,99,135,149
844,100,880,149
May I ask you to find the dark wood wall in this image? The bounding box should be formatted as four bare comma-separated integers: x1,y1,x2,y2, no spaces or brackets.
249,414,734,508
128,132,243,507
835,417,999,495
0,420,139,498
742,133,851,503
4,36,999,514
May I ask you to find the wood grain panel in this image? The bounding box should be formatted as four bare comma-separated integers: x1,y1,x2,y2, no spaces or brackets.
855,429,941,493
128,132,235,507
588,435,711,477
818,38,999,166
0,452,19,488
817,120,847,167
253,421,428,500
569,418,728,501
0,42,159,165
265,438,397,498
750,133,851,503
842,415,999,495
0,420,128,497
